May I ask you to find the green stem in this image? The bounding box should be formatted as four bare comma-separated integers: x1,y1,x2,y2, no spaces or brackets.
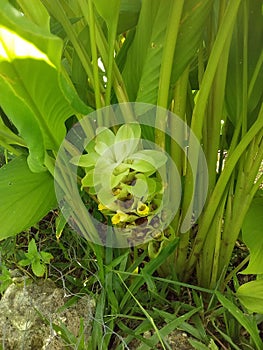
219,130,263,274
241,0,248,137
155,0,185,149
218,187,254,279
181,0,241,238
157,0,184,109
0,130,26,147
79,0,102,110
248,50,263,100
196,1,233,287
184,106,263,280
45,149,100,245
104,1,120,106
197,43,205,87
42,0,99,92
206,32,232,196
0,140,22,156
190,0,241,142
198,191,227,288
94,21,129,104
169,66,190,274
223,255,250,290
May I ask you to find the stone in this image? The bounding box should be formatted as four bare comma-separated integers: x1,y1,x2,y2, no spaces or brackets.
0,277,95,349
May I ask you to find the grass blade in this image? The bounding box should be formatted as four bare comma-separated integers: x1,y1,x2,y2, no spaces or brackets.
215,291,263,350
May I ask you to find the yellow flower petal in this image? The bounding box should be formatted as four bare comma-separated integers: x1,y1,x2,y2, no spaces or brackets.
98,203,108,211
111,211,129,225
137,202,149,216
112,213,121,224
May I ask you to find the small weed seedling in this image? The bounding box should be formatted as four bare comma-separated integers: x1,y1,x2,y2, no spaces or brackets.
19,238,53,277
0,265,12,294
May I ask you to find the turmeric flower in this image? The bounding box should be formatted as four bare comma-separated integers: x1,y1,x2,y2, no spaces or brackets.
111,211,129,225
98,203,108,211
137,202,149,216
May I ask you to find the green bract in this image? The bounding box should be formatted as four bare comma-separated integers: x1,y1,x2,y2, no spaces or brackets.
71,123,168,241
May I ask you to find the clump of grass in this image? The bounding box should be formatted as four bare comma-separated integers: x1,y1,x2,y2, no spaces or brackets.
1,213,262,349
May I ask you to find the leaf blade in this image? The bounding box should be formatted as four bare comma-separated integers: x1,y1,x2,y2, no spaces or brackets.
0,156,57,240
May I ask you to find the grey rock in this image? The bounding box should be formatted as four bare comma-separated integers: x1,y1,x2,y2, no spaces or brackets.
0,278,95,350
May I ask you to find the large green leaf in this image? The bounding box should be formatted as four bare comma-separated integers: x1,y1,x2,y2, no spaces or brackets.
136,1,173,105
16,0,50,31
0,74,46,172
237,280,263,314
171,0,212,85
93,0,120,25
122,0,212,104
0,117,24,147
117,0,141,34
225,0,263,126
121,0,160,101
0,1,81,171
0,156,57,240
241,192,263,274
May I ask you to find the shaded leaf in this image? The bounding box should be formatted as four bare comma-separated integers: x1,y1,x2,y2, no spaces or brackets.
121,0,160,101
171,0,213,85
0,156,57,240
241,193,263,274
117,0,141,34
0,266,12,294
123,0,212,105
93,0,120,25
16,0,50,30
136,1,173,104
225,0,263,125
0,117,24,146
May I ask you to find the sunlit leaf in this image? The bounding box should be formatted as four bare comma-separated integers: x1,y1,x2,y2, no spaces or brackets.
0,1,84,171
32,260,46,277
237,280,263,314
